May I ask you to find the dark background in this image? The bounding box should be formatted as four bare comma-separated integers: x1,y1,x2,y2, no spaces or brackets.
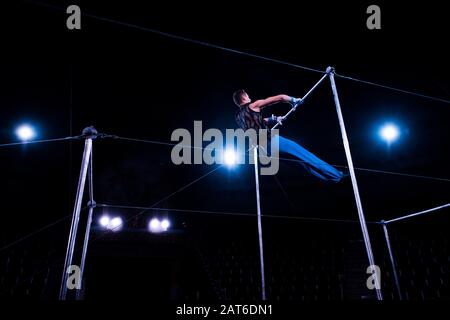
0,0,449,301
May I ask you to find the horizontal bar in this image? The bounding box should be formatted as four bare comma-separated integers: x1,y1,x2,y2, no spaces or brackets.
272,73,328,130
384,203,450,224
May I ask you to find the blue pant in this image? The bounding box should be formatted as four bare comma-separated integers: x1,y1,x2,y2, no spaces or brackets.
276,135,344,182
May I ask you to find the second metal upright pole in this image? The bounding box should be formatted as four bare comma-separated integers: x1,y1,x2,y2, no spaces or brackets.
59,137,93,300
327,67,383,300
253,146,266,300
382,222,402,300
76,150,95,300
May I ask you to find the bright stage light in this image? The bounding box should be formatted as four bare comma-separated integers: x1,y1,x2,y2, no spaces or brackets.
109,217,123,232
223,149,237,167
16,124,36,141
379,123,400,143
99,215,110,227
149,218,161,233
99,215,123,231
161,219,170,231
148,217,170,233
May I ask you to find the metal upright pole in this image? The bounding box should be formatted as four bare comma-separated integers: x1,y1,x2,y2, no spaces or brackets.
59,137,93,300
76,150,96,300
327,67,383,300
253,145,266,300
381,221,402,300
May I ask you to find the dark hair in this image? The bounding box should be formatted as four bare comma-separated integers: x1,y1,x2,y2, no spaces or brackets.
232,89,247,107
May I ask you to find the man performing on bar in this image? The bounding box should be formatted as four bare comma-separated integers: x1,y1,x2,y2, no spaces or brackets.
233,89,344,182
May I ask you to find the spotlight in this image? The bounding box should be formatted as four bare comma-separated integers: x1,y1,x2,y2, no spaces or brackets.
99,215,110,227
223,148,237,167
98,215,123,232
148,217,170,233
161,219,170,231
109,217,123,232
379,123,400,144
149,218,161,233
16,124,36,141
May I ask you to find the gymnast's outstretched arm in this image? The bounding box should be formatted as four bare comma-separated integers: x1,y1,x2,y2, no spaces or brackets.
249,94,292,111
